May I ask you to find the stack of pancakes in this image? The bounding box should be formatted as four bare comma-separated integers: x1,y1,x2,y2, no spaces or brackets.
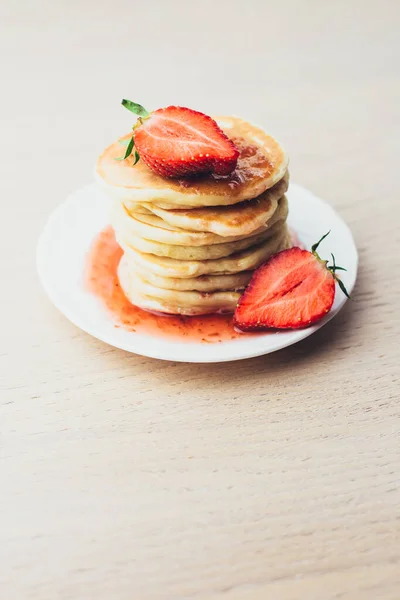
96,116,292,315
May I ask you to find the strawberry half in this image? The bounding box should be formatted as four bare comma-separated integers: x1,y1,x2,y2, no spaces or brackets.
120,99,239,178
234,232,350,331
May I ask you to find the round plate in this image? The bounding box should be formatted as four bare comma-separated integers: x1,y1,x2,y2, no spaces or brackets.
37,184,358,363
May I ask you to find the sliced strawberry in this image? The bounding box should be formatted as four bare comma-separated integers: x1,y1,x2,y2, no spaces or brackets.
234,234,349,330
121,100,239,178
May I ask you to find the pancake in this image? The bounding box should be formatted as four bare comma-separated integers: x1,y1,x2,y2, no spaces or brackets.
117,286,240,316
117,224,281,261
121,225,292,278
126,172,289,237
130,262,253,292
118,260,240,315
96,116,289,208
111,200,270,247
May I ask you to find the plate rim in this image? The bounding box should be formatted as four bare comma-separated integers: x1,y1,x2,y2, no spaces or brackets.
36,183,358,363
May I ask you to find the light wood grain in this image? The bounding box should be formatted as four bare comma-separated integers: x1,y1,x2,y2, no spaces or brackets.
1,0,399,598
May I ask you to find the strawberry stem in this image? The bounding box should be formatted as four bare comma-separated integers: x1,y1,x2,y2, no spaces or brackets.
311,232,351,299
119,99,151,166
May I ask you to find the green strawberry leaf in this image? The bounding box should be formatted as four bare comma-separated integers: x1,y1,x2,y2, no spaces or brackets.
330,253,347,272
123,136,135,159
335,276,351,299
121,99,149,117
132,150,140,166
114,136,135,161
312,231,331,254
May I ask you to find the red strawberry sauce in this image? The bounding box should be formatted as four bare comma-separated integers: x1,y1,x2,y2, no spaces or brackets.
84,227,243,343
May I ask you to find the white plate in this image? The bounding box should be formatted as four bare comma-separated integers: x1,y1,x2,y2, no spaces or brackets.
37,184,358,363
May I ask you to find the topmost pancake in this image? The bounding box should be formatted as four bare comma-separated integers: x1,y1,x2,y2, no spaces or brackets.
95,116,288,208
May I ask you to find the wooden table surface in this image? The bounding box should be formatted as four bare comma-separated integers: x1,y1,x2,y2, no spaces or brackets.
1,1,399,598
